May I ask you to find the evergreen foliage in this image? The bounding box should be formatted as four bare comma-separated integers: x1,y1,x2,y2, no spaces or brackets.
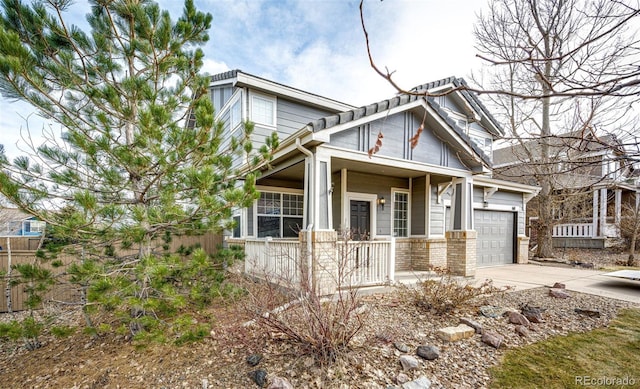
0,0,276,342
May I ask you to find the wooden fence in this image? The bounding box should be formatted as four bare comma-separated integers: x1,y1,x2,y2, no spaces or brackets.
0,232,223,313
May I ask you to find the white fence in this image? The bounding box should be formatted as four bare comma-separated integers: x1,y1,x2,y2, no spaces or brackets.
552,223,594,238
244,238,301,286
337,239,394,287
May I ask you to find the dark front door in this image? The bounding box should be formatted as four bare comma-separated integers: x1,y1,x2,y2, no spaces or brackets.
350,200,370,240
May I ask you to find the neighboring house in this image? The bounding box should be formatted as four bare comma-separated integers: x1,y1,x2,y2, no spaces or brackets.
0,208,46,237
493,130,640,249
214,70,539,294
0,208,46,251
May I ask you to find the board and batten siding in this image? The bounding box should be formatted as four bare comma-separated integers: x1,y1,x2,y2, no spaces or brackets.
411,176,427,235
473,187,525,236
329,111,467,169
346,172,409,236
429,184,447,236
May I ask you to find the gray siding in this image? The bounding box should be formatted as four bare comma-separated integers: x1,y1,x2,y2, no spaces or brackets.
411,177,426,235
319,161,329,229
346,172,409,236
332,172,342,230
473,187,525,235
329,111,467,169
211,86,233,113
277,99,333,135
429,184,446,236
247,204,254,236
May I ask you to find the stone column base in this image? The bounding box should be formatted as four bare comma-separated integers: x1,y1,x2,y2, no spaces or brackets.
300,230,338,296
516,236,530,264
445,230,477,277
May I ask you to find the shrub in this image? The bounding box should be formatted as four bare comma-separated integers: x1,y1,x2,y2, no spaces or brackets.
399,267,511,314
243,231,368,365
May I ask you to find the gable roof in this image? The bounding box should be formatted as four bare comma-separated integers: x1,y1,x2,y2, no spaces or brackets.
210,69,355,112
305,76,496,167
411,77,505,138
493,129,624,167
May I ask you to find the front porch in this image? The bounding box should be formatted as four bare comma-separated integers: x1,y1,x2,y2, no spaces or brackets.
543,186,638,249
239,231,479,294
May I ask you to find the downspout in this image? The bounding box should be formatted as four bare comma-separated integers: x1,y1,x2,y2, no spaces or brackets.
296,138,315,291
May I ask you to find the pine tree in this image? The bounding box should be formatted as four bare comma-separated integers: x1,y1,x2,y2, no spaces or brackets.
0,0,277,340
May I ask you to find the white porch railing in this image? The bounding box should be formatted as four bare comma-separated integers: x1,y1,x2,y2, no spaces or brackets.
243,237,395,289
552,223,594,238
337,239,394,287
244,238,301,285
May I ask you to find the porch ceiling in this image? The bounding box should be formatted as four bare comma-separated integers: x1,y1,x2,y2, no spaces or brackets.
259,157,455,184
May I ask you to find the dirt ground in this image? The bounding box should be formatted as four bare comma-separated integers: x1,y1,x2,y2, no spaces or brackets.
0,248,636,389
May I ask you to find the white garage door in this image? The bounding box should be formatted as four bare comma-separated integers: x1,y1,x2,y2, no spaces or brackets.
475,210,514,267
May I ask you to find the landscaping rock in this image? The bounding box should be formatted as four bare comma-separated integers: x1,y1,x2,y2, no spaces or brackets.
246,354,263,366
459,317,483,334
402,376,432,389
399,355,420,370
479,305,505,318
249,369,268,388
416,345,440,360
267,377,293,389
575,308,601,318
436,324,475,341
394,342,409,353
552,282,566,289
521,305,545,323
549,288,571,299
396,373,410,384
508,311,531,326
481,331,504,349
515,325,530,337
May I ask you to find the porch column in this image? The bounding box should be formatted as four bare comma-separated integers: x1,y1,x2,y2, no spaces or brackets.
300,230,338,295
446,177,476,277
592,190,599,237
614,189,622,226
600,188,607,237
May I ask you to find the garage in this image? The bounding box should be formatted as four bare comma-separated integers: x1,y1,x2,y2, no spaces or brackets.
475,210,514,266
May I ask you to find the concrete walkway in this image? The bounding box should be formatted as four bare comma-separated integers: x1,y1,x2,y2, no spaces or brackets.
476,264,640,303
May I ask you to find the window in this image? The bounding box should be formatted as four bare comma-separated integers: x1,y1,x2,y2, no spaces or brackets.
230,98,242,129
251,95,275,126
470,134,492,156
232,215,241,238
257,192,303,238
393,191,409,237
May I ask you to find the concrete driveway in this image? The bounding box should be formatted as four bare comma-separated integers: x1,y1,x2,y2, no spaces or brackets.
476,264,640,303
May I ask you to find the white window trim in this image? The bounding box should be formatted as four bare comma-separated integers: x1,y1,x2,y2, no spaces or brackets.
391,188,410,237
343,192,378,240
253,188,304,239
250,92,277,127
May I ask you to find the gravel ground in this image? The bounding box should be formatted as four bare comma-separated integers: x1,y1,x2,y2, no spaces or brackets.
0,270,637,388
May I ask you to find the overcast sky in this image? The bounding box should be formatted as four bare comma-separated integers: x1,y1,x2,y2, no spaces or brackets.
0,0,488,160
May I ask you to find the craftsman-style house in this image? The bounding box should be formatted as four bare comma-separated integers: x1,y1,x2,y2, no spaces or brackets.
213,70,539,293
494,130,640,249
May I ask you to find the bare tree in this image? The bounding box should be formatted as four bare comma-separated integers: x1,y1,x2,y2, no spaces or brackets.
360,0,640,258
618,202,640,266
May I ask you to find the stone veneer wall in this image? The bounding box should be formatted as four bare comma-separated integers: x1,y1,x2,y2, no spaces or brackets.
300,230,339,296
394,239,413,271
516,236,529,264
445,230,477,277
424,238,447,270
395,238,448,271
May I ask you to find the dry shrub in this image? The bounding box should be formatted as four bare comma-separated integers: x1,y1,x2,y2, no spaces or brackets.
399,267,511,315
241,232,368,365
